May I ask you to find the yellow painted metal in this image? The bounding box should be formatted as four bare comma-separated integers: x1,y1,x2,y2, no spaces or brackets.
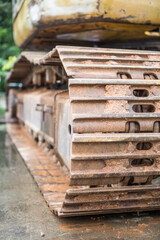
145,30,160,37
13,0,160,48
13,0,36,47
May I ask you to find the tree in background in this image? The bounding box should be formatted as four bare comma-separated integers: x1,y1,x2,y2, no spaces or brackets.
0,0,20,91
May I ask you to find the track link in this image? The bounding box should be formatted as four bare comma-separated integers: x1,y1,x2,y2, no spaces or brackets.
61,46,160,188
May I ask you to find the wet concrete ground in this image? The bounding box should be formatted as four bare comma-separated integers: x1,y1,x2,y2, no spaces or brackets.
0,127,160,240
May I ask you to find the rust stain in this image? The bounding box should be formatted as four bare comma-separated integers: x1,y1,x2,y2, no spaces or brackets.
6,46,160,217
13,0,160,48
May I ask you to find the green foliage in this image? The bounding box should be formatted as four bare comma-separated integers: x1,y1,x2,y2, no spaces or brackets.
0,107,5,115
0,0,21,91
2,56,17,71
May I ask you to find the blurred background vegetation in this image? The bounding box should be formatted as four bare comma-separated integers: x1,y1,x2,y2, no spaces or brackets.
0,0,21,91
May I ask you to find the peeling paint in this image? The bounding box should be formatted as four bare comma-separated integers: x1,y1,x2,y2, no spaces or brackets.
13,0,160,48
41,0,97,17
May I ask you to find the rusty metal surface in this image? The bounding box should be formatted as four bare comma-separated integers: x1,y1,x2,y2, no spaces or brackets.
6,52,46,83
54,46,160,78
49,46,160,187
62,185,160,216
7,123,160,217
6,46,160,216
6,123,72,216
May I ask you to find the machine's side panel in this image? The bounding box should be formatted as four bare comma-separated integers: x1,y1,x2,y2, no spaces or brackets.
12,0,160,49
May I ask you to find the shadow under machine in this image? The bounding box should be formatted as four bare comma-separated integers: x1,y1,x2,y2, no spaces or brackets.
7,0,160,216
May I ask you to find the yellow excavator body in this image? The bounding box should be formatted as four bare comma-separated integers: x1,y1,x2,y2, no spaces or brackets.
13,0,160,49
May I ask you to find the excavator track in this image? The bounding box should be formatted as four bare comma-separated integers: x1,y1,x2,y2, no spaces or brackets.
7,124,160,217
7,46,160,216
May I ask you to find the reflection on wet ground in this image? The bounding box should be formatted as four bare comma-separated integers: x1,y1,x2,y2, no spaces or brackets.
0,130,160,240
